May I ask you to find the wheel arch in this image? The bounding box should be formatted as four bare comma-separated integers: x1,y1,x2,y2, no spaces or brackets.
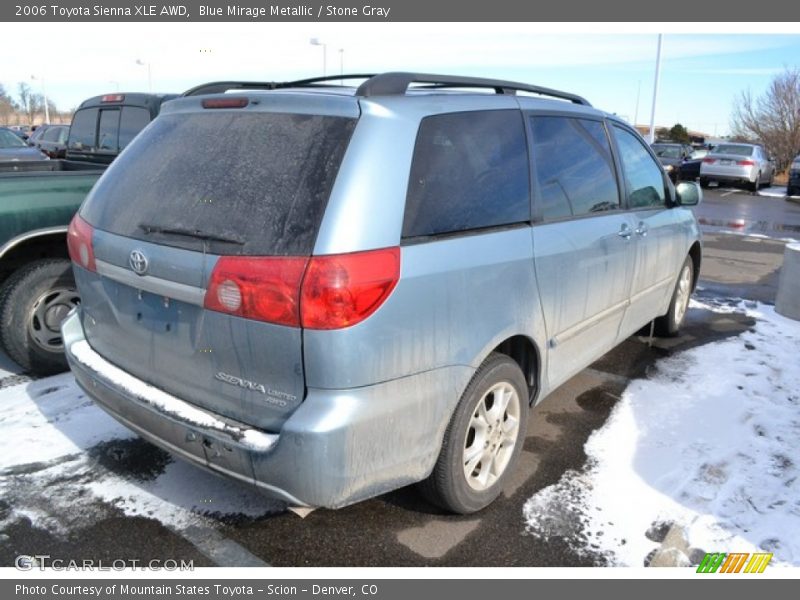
489,334,541,406
0,227,69,285
688,241,702,292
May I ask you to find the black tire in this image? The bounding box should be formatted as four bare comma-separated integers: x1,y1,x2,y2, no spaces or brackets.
419,352,529,514
654,256,694,337
752,173,761,193
0,259,79,375
699,177,708,188
787,186,798,198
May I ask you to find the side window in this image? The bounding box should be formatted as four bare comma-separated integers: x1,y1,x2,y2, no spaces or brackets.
97,109,121,152
530,116,620,220
118,107,151,149
42,127,60,142
612,125,666,209
67,108,98,151
403,110,530,238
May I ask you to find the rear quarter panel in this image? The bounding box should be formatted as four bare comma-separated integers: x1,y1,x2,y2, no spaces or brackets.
303,226,545,391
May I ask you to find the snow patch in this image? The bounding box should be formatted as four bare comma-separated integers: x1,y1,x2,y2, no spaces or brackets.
0,359,284,538
523,300,800,566
757,186,788,198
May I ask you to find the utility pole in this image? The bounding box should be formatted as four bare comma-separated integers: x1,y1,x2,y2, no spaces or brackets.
31,75,49,124
648,34,663,143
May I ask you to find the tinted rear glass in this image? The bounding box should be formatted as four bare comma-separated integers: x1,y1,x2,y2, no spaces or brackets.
403,110,530,238
81,111,356,256
97,109,120,151
68,108,97,151
118,107,151,149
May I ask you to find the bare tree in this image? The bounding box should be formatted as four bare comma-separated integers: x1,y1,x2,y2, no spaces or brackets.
731,67,800,170
16,82,48,124
0,84,17,125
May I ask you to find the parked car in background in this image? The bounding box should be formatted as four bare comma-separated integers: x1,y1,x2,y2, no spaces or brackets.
63,73,703,515
0,92,176,375
8,125,31,140
0,127,49,161
35,124,70,158
26,125,49,146
699,143,775,191
788,154,800,198
651,142,701,182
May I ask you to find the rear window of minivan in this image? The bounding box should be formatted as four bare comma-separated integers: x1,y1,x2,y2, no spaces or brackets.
80,111,356,256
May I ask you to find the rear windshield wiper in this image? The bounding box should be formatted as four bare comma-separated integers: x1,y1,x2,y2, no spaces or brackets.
138,223,245,245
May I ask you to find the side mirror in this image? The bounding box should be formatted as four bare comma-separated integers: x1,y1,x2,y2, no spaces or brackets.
676,181,702,206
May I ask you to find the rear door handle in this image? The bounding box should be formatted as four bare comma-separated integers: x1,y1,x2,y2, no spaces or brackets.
635,223,649,237
618,224,632,239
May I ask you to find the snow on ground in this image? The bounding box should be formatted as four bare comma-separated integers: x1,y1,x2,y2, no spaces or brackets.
523,299,800,566
0,367,283,539
706,230,799,244
757,186,790,198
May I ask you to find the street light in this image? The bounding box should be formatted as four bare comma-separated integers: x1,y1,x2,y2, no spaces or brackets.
30,74,49,124
135,59,152,92
310,38,327,76
338,48,344,81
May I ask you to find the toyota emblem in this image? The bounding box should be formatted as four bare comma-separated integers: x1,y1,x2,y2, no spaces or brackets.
129,250,149,276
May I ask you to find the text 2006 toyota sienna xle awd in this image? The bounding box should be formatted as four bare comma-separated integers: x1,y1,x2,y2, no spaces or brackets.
64,73,702,514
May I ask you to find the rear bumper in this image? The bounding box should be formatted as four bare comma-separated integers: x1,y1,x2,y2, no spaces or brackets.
62,310,471,508
700,165,755,183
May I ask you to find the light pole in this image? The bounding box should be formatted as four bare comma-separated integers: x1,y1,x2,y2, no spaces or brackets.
135,59,152,92
633,79,641,128
310,38,327,76
30,74,49,124
648,34,663,143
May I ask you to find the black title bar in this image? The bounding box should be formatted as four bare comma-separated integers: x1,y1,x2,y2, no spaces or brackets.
4,0,800,21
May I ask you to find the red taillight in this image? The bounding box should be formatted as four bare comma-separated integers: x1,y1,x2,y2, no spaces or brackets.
301,247,400,330
204,256,308,326
737,159,755,166
702,158,715,164
203,247,401,329
202,97,249,109
67,214,96,272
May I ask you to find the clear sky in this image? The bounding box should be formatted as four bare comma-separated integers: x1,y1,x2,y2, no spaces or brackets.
2,23,799,136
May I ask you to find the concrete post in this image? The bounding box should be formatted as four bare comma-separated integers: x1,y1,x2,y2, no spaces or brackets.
776,243,800,320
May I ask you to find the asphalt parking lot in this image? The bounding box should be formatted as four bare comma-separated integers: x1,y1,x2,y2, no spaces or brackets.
0,186,796,568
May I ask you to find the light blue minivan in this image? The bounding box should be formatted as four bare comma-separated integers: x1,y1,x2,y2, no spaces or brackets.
63,73,702,514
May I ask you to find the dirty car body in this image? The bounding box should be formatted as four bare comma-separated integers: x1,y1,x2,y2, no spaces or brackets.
63,73,702,512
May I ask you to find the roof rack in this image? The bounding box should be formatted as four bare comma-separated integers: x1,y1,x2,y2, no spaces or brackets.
355,72,591,105
182,72,591,106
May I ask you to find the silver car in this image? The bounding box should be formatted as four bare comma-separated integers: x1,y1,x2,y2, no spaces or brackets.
699,142,775,191
63,73,702,514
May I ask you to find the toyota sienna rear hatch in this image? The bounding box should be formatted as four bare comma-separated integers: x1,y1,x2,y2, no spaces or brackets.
70,95,358,430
